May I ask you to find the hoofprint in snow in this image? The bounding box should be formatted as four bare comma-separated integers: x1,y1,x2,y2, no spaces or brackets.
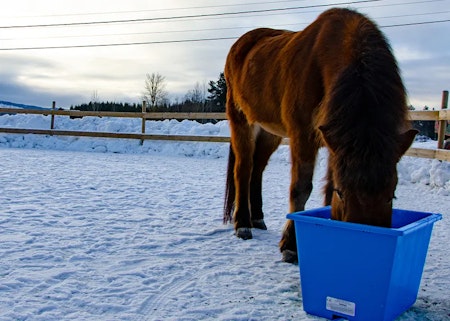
0,114,449,320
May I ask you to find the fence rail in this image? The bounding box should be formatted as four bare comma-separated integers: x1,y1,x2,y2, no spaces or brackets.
0,108,227,120
1,93,449,162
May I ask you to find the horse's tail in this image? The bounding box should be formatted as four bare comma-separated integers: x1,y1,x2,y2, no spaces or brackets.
223,144,235,224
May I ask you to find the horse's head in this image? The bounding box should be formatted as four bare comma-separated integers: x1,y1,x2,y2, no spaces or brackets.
320,128,418,227
330,181,397,227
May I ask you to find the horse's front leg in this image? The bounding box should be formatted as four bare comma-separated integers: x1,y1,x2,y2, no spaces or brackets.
280,141,317,263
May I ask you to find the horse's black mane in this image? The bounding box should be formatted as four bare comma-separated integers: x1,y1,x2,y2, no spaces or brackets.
322,14,408,194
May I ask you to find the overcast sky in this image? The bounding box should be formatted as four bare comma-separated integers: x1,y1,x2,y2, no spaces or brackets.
0,0,449,109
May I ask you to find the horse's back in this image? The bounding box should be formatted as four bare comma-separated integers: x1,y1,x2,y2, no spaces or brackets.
226,28,292,67
225,27,295,96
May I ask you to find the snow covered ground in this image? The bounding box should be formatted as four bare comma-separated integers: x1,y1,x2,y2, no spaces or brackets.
0,113,449,320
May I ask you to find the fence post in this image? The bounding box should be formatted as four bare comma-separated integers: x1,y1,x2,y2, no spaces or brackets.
437,90,449,149
50,101,56,130
140,101,146,145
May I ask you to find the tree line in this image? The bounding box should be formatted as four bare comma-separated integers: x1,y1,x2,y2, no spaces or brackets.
70,72,227,114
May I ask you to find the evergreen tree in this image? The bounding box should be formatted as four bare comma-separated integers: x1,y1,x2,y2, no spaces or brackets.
207,72,227,112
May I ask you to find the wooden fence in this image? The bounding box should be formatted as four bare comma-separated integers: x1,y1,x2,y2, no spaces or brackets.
1,93,449,162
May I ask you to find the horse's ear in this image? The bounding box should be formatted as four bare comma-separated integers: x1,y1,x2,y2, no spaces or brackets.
397,129,419,159
318,125,338,153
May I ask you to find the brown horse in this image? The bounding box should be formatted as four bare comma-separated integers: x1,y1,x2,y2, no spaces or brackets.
223,8,417,263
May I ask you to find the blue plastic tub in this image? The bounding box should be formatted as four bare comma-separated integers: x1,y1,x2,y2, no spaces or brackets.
286,206,441,321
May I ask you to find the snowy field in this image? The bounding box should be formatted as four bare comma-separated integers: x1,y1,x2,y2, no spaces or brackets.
0,113,449,320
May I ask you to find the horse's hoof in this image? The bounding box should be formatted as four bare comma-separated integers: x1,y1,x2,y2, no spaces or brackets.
281,250,298,263
252,219,267,230
235,227,253,240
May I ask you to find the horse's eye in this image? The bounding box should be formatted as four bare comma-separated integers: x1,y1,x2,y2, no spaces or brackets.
334,189,344,200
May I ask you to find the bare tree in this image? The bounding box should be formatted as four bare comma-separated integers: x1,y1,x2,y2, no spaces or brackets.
185,81,206,106
143,73,168,109
91,90,100,111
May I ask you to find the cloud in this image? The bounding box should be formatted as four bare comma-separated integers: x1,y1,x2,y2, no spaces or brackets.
384,22,450,108
0,54,86,107
400,54,450,108
0,78,86,108
0,39,228,106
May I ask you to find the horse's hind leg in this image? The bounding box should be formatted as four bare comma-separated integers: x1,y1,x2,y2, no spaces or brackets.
250,129,282,230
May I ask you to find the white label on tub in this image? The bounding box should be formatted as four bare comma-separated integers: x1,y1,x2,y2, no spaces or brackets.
326,296,356,317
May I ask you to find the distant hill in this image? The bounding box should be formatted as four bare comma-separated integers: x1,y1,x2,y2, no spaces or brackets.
0,100,48,110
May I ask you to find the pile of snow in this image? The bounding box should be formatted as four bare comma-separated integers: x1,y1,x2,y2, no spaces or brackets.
0,113,449,194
